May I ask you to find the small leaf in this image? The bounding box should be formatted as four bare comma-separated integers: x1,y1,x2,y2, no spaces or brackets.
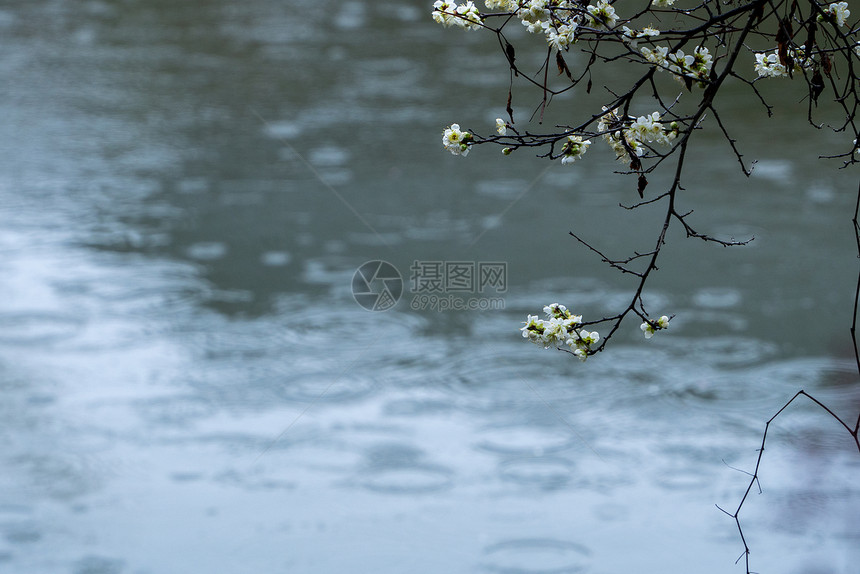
505,41,517,76
776,18,792,68
805,21,817,60
556,51,572,79
506,89,514,124
637,174,648,198
810,69,825,103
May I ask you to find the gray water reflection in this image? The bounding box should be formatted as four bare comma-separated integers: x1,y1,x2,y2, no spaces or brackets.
0,2,859,573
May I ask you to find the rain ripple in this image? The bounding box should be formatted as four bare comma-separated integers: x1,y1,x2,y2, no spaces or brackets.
480,538,591,574
0,312,84,347
354,443,455,494
497,456,576,491
475,425,578,457
658,355,860,419
359,466,454,494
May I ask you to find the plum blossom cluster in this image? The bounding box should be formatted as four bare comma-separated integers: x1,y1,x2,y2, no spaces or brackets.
503,0,583,49
753,47,816,78
521,305,673,360
546,23,578,50
518,1,558,33
432,0,483,30
640,315,670,338
560,135,591,164
621,25,660,48
521,303,600,361
748,3,847,78
587,0,618,28
820,1,850,27
753,51,792,78
437,0,628,51
598,108,679,163
442,112,677,161
431,0,860,382
640,45,713,85
442,124,473,156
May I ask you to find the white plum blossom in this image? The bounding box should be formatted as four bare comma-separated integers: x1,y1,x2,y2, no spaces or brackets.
640,315,670,338
641,45,669,67
521,304,599,360
627,112,677,146
598,107,642,163
622,25,660,47
521,314,544,344
611,136,644,162
753,46,815,78
432,0,483,29
578,330,600,345
754,51,787,77
597,107,676,163
485,0,517,9
690,46,713,79
547,23,577,50
821,1,850,26
442,123,472,156
522,305,677,359
597,106,623,136
544,303,563,316
560,135,591,164
664,46,713,83
455,1,484,29
587,0,618,28
752,47,815,78
544,303,574,319
568,329,599,361
519,0,582,47
543,317,569,344
652,0,675,6
642,45,712,84
666,49,694,74
520,0,551,33
438,0,582,51
628,112,663,141
496,118,508,135
432,0,457,25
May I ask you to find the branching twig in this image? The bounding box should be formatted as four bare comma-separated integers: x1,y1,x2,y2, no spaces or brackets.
434,1,859,569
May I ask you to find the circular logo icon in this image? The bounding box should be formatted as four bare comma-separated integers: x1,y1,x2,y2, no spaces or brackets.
352,260,403,311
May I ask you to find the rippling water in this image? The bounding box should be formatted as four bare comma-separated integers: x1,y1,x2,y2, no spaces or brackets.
0,2,859,573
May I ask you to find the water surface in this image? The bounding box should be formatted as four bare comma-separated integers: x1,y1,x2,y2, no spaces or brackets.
0,2,858,573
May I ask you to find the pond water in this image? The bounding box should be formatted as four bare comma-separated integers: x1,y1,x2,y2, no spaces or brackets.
0,2,859,573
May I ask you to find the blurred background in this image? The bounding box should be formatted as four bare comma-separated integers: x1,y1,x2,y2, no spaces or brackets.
0,1,859,573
